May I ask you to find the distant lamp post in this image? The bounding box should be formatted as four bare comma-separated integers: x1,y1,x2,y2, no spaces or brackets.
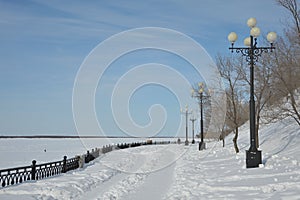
190,114,197,144
181,105,192,145
191,82,210,150
228,17,276,168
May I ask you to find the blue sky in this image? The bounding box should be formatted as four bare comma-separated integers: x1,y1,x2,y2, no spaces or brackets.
0,0,289,136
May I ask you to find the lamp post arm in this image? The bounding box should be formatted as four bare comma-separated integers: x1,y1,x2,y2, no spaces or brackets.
229,46,275,65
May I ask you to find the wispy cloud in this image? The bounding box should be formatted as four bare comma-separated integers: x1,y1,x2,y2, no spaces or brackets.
0,0,289,135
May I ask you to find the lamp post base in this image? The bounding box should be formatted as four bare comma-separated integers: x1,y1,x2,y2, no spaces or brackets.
246,150,262,168
192,139,195,144
199,141,206,150
185,140,189,146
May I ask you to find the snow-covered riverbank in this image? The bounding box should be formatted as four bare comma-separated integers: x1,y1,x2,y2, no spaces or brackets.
0,117,299,199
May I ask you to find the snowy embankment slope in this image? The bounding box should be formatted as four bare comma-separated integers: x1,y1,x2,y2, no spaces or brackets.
0,117,299,200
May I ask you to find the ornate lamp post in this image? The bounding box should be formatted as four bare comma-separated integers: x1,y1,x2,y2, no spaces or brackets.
228,17,277,168
191,82,210,150
190,114,197,144
181,105,192,145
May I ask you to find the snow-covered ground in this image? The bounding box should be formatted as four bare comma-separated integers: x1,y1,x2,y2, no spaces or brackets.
0,117,299,199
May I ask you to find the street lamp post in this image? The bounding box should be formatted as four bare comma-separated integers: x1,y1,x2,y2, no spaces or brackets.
181,105,192,145
191,83,210,151
190,115,197,144
228,17,277,168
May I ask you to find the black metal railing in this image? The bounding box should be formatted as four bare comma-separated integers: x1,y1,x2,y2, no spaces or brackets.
85,148,100,163
0,140,175,188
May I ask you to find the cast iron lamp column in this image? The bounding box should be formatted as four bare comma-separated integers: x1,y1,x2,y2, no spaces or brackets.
181,105,192,145
228,17,277,168
191,82,210,151
190,114,197,144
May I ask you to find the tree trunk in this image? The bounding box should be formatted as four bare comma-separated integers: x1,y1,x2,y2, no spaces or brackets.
233,127,239,153
220,131,225,147
290,92,300,125
222,138,225,147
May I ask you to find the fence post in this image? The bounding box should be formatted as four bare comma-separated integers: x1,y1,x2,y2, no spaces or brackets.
85,151,90,163
31,160,36,180
62,156,67,173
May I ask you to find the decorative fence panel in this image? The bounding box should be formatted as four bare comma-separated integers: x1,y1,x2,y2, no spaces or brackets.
66,156,80,172
34,160,64,180
0,165,32,187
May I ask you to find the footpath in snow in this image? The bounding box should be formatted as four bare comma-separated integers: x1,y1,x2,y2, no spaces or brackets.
0,117,299,199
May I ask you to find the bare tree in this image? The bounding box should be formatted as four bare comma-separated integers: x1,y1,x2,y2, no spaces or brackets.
216,55,248,153
246,56,275,148
262,35,300,125
277,0,300,35
262,0,300,126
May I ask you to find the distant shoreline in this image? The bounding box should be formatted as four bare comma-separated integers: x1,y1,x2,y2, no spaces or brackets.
0,135,176,139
